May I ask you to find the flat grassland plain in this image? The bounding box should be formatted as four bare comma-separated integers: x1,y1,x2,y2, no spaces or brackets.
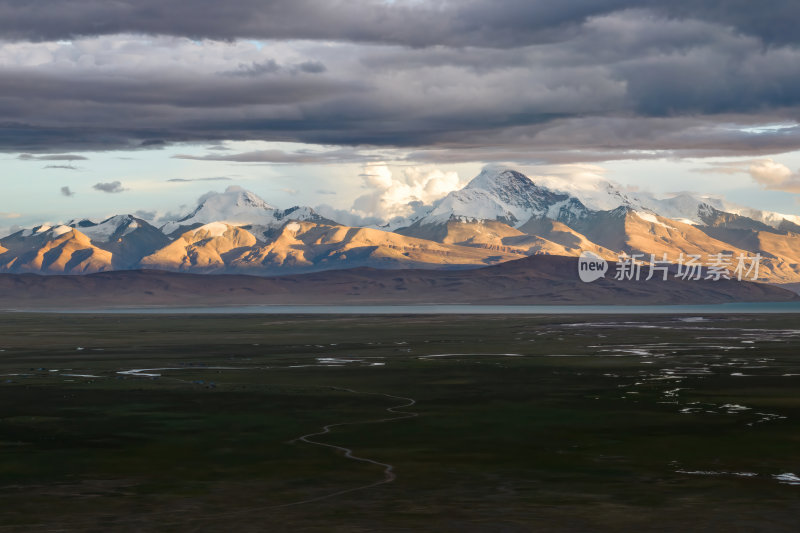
1,314,799,532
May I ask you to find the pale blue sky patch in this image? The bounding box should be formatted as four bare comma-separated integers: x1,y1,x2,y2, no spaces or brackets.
737,123,798,135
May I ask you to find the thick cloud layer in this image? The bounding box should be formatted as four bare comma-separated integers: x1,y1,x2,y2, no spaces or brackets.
0,3,799,161
1,1,798,48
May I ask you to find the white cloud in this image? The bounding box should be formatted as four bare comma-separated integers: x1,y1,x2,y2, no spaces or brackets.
313,204,382,228
350,163,464,220
749,159,800,193
530,164,610,193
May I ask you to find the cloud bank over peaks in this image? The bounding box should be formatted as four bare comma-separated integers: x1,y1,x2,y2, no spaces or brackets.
353,164,464,219
314,164,466,227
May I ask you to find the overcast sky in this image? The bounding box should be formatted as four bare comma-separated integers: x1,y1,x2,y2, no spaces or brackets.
3,0,800,234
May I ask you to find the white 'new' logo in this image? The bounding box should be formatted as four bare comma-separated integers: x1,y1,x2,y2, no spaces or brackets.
578,251,608,283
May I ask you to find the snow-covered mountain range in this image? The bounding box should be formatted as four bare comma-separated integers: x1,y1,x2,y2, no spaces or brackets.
396,167,800,231
160,185,332,238
3,170,800,283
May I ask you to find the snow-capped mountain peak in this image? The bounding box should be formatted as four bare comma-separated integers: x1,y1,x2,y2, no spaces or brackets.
160,186,332,237
14,224,75,240
177,186,275,224
67,214,143,242
190,221,233,239
466,168,533,191
205,186,274,211
20,224,53,237
160,187,277,235
412,167,590,228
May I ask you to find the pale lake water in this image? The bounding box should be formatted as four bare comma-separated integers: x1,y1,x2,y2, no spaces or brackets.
34,301,800,314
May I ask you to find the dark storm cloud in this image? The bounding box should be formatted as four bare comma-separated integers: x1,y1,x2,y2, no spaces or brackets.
0,1,630,47
0,64,360,151
139,139,166,147
616,50,800,116
92,181,126,193
134,209,156,220
227,59,327,77
0,68,348,107
297,61,326,74
2,2,800,160
1,1,798,48
652,1,800,47
402,118,800,165
230,59,281,77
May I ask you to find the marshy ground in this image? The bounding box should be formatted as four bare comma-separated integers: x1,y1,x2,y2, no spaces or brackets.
0,313,799,532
